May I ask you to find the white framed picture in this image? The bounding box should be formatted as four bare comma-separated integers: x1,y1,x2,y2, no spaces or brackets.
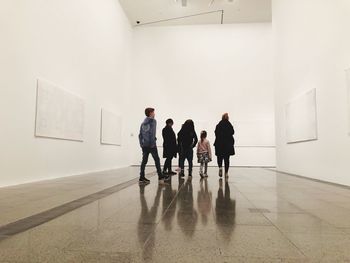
346,68,350,135
35,79,85,141
285,89,318,144
100,108,122,146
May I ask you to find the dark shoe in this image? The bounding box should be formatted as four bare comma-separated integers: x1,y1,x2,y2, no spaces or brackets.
219,168,223,178
139,177,150,184
169,171,177,175
179,170,185,177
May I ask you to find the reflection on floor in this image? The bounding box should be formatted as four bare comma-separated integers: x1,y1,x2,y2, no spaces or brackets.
1,167,350,262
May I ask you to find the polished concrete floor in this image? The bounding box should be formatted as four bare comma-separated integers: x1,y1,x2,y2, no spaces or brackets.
1,167,350,262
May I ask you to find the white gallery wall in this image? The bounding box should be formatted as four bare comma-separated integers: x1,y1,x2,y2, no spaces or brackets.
130,24,275,167
2,0,350,187
273,0,350,185
0,0,132,187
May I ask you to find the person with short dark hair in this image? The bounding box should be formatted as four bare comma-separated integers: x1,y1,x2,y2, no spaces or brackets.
214,113,235,178
144,107,154,118
138,108,169,184
162,119,177,175
177,120,198,177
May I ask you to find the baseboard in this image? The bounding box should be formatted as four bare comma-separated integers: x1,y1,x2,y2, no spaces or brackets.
0,165,131,189
131,165,276,168
266,168,350,189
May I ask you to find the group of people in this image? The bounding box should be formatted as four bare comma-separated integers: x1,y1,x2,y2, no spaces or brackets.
138,107,235,184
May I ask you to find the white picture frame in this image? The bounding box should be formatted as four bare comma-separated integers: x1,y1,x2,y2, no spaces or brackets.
35,79,85,142
346,68,350,135
100,108,122,146
285,89,318,144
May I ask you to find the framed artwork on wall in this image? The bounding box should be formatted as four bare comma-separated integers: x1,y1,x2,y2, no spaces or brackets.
35,79,85,142
346,68,350,135
100,108,122,146
285,89,318,144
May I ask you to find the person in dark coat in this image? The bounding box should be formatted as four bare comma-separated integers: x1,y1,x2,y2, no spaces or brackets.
162,119,177,175
214,113,235,178
177,120,198,177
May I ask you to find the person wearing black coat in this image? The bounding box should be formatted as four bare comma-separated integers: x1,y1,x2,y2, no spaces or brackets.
162,119,177,175
177,120,198,177
214,113,235,178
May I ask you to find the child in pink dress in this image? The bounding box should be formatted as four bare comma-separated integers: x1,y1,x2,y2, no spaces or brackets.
197,131,212,178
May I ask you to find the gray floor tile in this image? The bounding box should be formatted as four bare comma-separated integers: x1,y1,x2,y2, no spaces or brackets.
216,225,305,259
284,231,350,261
0,167,350,262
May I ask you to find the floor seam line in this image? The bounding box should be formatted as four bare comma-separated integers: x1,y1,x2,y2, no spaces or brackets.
0,171,157,239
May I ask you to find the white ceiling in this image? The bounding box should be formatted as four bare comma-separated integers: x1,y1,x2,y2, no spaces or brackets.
118,0,272,26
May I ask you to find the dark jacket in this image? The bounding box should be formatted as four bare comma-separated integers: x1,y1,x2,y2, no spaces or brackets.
139,117,157,148
177,127,198,153
214,119,235,156
162,125,177,158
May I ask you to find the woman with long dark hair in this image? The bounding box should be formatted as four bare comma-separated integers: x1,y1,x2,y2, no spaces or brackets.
177,120,198,177
214,113,235,178
162,118,177,175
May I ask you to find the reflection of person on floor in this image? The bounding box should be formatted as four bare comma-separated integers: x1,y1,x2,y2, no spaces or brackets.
138,184,162,260
197,178,212,225
177,178,198,237
215,179,236,241
161,178,177,231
